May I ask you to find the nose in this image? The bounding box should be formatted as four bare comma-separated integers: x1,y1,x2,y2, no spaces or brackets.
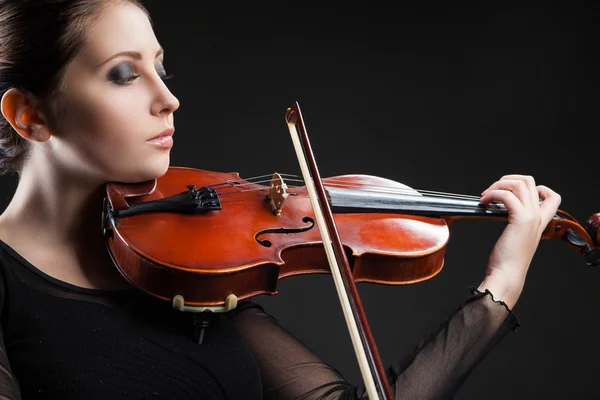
151,78,180,117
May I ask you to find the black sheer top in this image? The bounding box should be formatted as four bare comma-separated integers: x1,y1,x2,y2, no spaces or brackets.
0,240,519,399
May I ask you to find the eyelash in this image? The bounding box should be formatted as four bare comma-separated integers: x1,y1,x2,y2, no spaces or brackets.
112,72,174,86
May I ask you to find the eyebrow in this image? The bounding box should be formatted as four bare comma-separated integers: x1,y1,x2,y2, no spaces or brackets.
95,47,164,69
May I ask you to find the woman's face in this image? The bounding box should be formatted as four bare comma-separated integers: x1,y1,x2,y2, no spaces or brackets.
49,2,180,184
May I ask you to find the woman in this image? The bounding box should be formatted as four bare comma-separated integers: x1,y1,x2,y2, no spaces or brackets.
0,0,561,399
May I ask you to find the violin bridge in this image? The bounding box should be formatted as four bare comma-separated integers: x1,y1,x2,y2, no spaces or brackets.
268,172,289,216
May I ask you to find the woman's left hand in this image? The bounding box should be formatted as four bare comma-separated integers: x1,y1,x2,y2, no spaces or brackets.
477,174,561,309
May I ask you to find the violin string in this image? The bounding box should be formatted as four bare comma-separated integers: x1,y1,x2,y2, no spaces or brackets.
213,186,485,206
208,182,508,209
290,174,481,200
201,172,492,203
209,176,483,202
211,177,481,200
199,174,511,211
214,183,482,202
288,174,483,200
205,173,300,188
217,192,506,210
324,183,482,200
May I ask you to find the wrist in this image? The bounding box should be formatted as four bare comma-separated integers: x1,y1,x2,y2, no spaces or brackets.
477,273,525,309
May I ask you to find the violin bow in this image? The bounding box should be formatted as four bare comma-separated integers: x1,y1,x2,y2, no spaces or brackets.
285,101,395,400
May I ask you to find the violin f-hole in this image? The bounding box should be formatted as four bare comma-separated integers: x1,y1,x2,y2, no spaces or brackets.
254,216,315,247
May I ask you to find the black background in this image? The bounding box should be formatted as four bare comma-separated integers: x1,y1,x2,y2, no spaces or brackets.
1,3,599,399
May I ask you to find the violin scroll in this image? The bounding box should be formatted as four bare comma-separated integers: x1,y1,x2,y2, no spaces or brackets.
585,213,600,247
542,211,600,266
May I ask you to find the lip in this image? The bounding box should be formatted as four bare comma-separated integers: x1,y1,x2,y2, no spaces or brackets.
148,127,175,141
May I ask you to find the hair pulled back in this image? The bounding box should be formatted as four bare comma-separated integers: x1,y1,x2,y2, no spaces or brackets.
0,0,148,175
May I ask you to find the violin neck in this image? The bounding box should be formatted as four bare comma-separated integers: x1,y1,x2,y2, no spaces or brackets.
326,187,509,218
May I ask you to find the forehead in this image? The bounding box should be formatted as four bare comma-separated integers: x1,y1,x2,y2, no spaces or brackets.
78,3,159,65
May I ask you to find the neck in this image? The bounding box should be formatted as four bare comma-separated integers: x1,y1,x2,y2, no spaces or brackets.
326,186,508,218
2,163,105,242
0,156,113,277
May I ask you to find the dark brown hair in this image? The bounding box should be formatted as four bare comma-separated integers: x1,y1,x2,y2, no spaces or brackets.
0,0,149,175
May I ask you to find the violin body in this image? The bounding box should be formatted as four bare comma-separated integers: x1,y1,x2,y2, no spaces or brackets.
103,167,450,307
101,102,600,399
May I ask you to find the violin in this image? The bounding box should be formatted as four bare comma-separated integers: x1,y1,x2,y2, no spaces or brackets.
102,102,600,399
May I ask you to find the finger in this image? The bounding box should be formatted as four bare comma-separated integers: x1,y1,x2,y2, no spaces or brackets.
481,177,524,196
537,185,562,226
506,174,540,204
495,174,539,206
480,179,531,207
479,189,524,215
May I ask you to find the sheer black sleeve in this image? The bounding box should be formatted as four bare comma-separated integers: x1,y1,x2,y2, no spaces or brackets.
0,267,22,399
229,287,519,400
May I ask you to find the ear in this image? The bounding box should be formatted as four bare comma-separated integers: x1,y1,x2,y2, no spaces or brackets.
0,88,52,143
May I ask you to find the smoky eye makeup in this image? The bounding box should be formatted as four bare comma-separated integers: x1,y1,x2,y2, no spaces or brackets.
155,60,173,81
155,61,165,75
107,62,138,84
106,59,173,86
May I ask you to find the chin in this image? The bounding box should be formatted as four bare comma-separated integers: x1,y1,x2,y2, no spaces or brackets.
117,158,171,184
144,159,171,181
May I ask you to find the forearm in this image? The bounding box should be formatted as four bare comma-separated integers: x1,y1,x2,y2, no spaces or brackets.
230,289,519,400
384,288,519,400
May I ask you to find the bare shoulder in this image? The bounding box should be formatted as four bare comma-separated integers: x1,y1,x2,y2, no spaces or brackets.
0,218,15,254
0,217,26,255
0,218,73,284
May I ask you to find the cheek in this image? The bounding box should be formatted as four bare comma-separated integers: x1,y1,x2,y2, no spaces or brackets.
64,88,146,145
54,88,165,181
